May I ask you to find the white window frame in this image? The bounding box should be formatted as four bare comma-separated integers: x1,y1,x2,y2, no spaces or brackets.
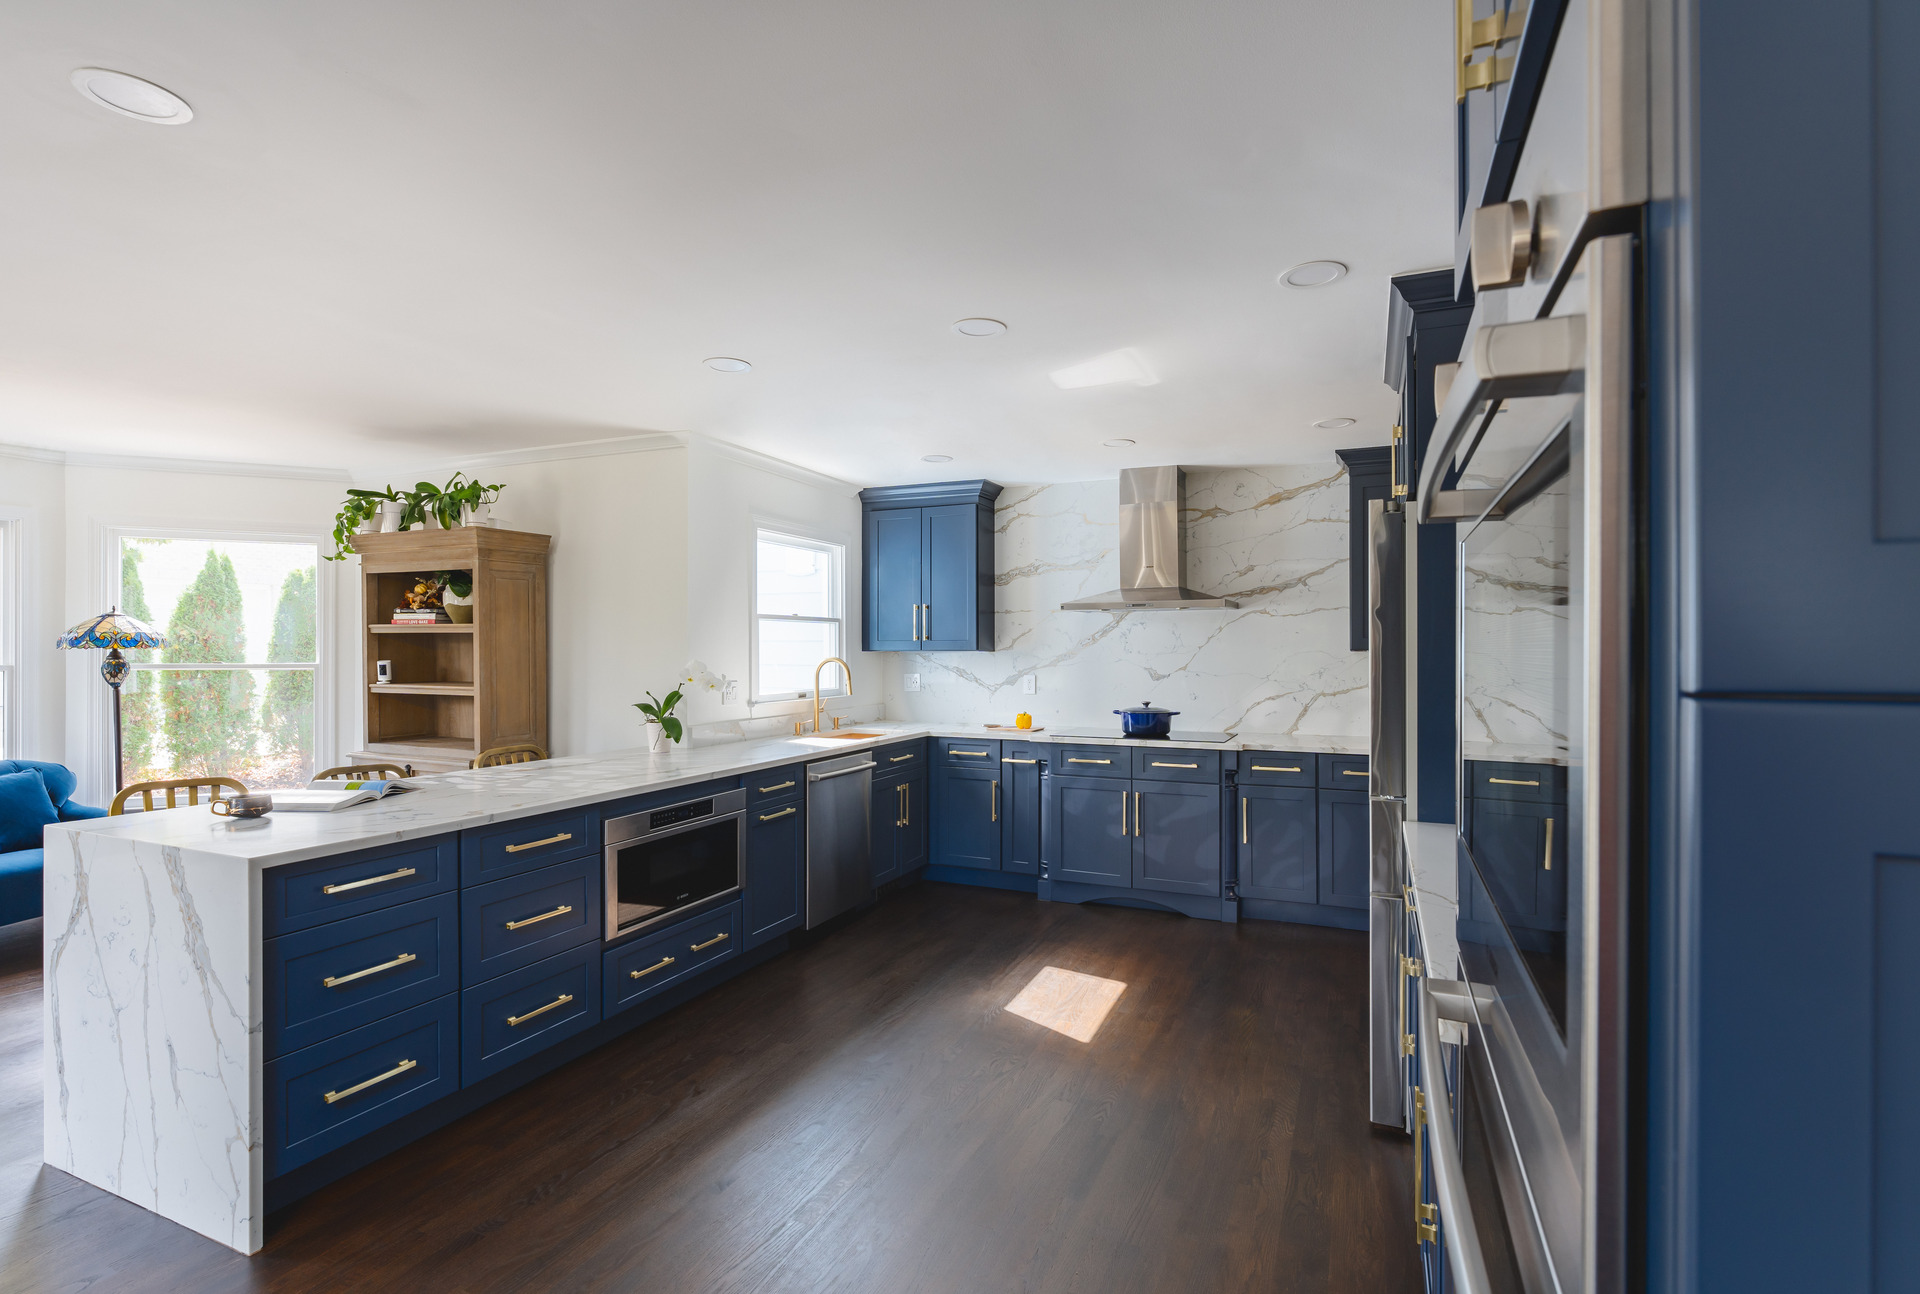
750,527,847,705
88,519,335,800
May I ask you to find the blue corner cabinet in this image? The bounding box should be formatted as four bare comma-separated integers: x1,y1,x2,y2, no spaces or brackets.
858,479,1000,652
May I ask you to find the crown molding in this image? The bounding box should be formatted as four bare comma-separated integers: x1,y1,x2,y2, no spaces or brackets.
452,431,690,470
698,435,860,496
0,441,351,482
0,441,68,465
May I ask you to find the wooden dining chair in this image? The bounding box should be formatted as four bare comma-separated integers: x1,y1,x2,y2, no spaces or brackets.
470,744,548,769
313,762,415,780
110,776,250,816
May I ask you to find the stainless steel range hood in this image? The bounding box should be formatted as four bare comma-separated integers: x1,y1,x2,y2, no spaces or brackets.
1061,466,1239,611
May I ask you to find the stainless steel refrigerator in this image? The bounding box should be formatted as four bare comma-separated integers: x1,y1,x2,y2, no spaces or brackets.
1365,498,1407,1129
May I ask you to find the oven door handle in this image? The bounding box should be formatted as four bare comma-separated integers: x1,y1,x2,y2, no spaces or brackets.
808,762,877,782
1419,980,1495,1294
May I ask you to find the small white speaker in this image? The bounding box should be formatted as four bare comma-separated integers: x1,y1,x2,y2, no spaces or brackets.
375,659,393,684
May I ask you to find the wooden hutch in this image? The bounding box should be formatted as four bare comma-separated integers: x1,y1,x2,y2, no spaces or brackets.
346,526,550,773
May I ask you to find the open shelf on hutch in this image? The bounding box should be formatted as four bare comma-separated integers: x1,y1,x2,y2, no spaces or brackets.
348,526,550,773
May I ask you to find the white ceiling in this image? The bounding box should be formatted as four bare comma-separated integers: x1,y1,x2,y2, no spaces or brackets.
0,0,1454,485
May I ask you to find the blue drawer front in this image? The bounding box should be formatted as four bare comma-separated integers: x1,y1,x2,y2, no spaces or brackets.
1237,751,1316,787
1131,748,1222,783
746,763,806,809
1319,753,1371,790
873,740,926,777
461,941,600,1085
263,836,457,938
936,736,1000,765
462,854,602,985
460,808,596,887
265,892,459,1060
266,995,459,1176
1053,745,1129,778
1467,759,1567,804
604,902,741,1017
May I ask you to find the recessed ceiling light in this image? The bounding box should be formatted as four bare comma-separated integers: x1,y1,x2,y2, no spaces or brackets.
1314,417,1357,430
70,68,193,124
922,454,953,463
1279,260,1349,288
953,318,1007,337
1102,439,1136,448
1050,349,1158,390
703,357,751,372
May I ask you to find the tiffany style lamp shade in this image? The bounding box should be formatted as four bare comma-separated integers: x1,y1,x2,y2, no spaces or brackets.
56,609,167,792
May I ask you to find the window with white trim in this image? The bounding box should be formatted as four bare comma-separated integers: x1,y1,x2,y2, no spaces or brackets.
751,529,846,703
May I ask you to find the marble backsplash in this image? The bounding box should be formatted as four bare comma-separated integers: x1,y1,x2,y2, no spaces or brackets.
882,465,1368,737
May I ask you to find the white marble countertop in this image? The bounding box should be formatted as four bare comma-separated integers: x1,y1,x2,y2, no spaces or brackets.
1403,820,1460,983
49,720,1368,870
1460,740,1571,768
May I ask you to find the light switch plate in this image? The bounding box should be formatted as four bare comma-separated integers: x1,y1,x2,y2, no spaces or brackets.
1020,674,1036,695
904,673,921,692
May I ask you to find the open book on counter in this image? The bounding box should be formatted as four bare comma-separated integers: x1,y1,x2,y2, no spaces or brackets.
271,778,422,813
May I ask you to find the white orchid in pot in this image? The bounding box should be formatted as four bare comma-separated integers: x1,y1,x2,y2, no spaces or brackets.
633,688,684,754
680,659,737,704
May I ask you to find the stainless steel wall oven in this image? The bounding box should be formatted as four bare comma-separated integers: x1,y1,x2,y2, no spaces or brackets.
603,789,746,943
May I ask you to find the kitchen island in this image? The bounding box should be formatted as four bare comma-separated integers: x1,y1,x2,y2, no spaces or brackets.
41,721,1362,1252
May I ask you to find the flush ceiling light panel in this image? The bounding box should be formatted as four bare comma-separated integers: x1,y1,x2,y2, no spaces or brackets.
1314,417,1357,429
922,454,953,463
70,68,193,124
1278,260,1348,288
1050,349,1157,390
1102,438,1136,448
703,357,751,372
952,318,1007,337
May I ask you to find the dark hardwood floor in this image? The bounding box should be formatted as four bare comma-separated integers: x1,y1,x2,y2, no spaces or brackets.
0,885,1418,1293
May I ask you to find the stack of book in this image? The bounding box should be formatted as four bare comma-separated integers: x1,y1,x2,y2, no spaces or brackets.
391,607,451,625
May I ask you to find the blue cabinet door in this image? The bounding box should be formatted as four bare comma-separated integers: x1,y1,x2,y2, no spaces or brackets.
744,799,803,948
871,775,903,885
265,891,460,1059
460,854,601,985
898,773,927,871
460,940,600,1086
934,763,1000,870
1236,783,1318,903
919,503,979,650
1133,781,1222,897
1051,774,1131,886
999,743,1044,876
1316,789,1370,910
865,507,924,651
1465,796,1565,933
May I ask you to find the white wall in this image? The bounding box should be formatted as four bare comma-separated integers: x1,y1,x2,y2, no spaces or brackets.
0,448,69,766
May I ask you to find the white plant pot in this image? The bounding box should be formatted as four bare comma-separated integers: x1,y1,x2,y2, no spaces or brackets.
468,503,494,527
645,720,673,754
378,501,404,533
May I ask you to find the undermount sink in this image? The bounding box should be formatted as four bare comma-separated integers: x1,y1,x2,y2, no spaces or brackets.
790,731,887,747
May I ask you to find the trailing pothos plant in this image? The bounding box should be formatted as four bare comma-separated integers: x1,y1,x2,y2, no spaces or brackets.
324,474,505,561
327,487,400,561
633,689,685,743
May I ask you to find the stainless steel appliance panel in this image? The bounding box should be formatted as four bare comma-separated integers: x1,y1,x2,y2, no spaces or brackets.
603,789,746,944
805,751,875,928
1367,499,1410,1128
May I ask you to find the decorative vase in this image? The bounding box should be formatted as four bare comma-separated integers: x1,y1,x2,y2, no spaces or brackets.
378,501,404,533
445,602,473,624
645,720,672,754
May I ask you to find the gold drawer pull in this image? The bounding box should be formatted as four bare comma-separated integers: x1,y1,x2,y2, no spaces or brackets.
757,780,796,793
1342,769,1370,777
1002,757,1037,764
1152,761,1198,769
951,749,990,757
324,1058,416,1105
1251,765,1302,773
759,806,797,822
630,955,676,979
1489,776,1540,787
505,904,573,931
507,993,575,1027
323,866,417,895
888,754,915,763
505,831,574,853
323,952,417,989
1067,757,1111,765
1542,816,1555,870
691,932,730,951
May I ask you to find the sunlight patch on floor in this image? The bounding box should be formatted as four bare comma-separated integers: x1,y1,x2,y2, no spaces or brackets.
1003,966,1127,1043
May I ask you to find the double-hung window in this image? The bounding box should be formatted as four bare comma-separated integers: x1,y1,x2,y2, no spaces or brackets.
752,529,846,703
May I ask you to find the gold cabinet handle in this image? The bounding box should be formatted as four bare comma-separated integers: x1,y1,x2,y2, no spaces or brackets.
1413,1087,1437,1241
691,931,730,951
630,955,676,979
1002,757,1037,764
1488,777,1540,787
1120,789,1127,836
951,749,990,757
323,952,417,989
1152,761,1198,769
991,779,998,823
897,781,909,828
1134,790,1141,837
507,993,574,1027
505,904,573,931
1250,765,1301,773
1240,796,1248,845
505,831,574,854
758,806,797,822
1341,769,1370,778
757,780,795,793
324,1058,416,1105
888,754,915,762
323,866,417,895
1067,757,1111,765
1542,816,1554,870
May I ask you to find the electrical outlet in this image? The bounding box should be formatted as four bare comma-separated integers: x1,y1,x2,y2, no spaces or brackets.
1021,674,1037,695
904,673,921,693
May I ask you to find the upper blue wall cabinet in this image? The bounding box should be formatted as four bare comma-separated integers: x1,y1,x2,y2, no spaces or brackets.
859,480,1000,653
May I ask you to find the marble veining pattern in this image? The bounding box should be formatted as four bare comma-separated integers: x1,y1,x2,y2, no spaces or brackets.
885,468,1369,738
1460,477,1571,762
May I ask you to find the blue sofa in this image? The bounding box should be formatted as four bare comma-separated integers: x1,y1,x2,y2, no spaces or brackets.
0,760,106,927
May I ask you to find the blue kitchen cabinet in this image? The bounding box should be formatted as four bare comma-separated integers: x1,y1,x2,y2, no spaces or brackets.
858,480,1001,653
1465,797,1564,933
1133,781,1222,897
1236,783,1319,903
744,795,804,949
933,762,1001,870
872,768,929,886
1050,773,1132,886
999,743,1045,876
1316,789,1370,911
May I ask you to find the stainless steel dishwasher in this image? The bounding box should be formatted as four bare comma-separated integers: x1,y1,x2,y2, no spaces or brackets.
805,750,874,927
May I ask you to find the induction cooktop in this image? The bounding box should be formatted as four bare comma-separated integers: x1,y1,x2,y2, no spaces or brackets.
1049,728,1234,744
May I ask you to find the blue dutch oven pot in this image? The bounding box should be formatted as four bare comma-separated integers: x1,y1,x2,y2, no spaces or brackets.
1114,702,1179,739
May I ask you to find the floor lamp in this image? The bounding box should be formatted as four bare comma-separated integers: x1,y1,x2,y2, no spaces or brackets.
56,609,167,793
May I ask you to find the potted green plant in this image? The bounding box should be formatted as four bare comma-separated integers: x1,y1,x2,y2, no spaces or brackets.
633,688,684,753
435,570,475,623
327,487,402,561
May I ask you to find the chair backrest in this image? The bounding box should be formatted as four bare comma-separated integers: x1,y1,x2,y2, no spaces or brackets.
110,776,250,816
313,762,415,781
470,744,548,769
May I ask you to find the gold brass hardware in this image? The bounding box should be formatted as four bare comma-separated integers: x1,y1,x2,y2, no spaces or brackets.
507,993,574,1027
630,956,676,979
505,832,573,854
1414,1089,1439,1242
1241,796,1248,845
1067,757,1111,765
1542,816,1554,870
758,806,797,822
809,655,854,736
889,754,914,762
1120,789,1127,836
1456,0,1521,101
1002,757,1037,764
991,779,998,823
692,931,730,951
1134,791,1141,837
758,780,796,793
1152,761,1198,769
1404,884,1417,911
1403,1031,1418,1058
1463,54,1515,92
505,904,573,931
1391,424,1408,498
1342,769,1370,778
325,1058,416,1105
1251,764,1302,773
323,952,417,989
1489,776,1540,787
1405,957,1424,979
952,749,990,757
911,603,920,640
323,867,417,895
